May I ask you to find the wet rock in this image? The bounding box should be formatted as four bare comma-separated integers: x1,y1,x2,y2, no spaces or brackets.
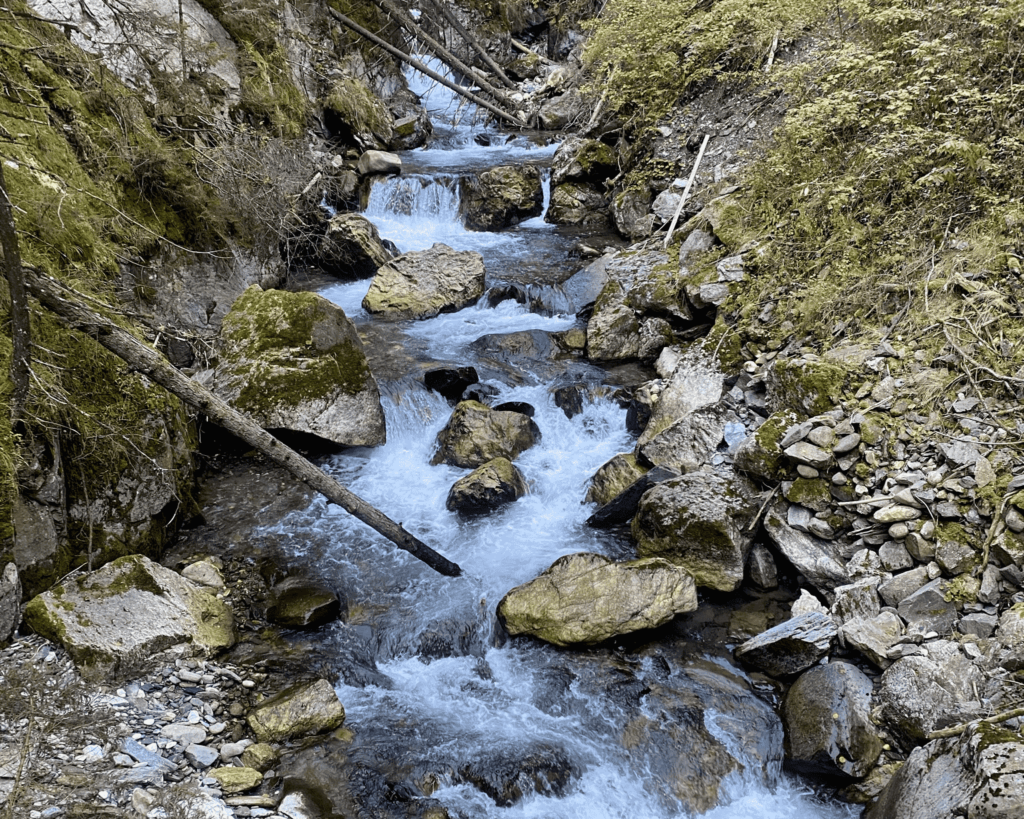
897,578,957,635
182,559,225,590
446,457,528,515
431,400,541,469
459,744,577,806
553,385,586,419
424,366,479,403
460,165,543,230
866,724,1024,819
497,552,697,646
247,679,345,743
585,288,641,360
782,662,882,779
747,543,778,590
733,611,837,677
763,502,850,601
363,243,486,320
545,182,609,225
841,611,904,668
1,563,20,645
637,356,723,446
584,453,648,507
610,190,655,239
493,401,535,418
632,472,760,591
267,577,344,629
356,150,401,176
551,137,618,187
23,555,234,683
317,213,395,279
212,286,386,447
560,252,613,313
587,466,679,528
877,641,984,742
636,406,726,473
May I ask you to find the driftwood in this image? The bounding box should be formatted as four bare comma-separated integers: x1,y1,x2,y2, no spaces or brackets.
926,706,1024,739
372,0,512,107
23,266,463,578
420,0,516,89
511,37,555,66
328,8,523,127
663,133,711,249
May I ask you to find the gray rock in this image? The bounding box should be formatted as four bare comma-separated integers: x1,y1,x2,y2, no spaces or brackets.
181,560,225,590
550,137,618,187
996,602,1024,669
847,548,886,579
940,440,982,468
782,662,882,778
547,182,609,226
787,504,814,533
212,286,386,448
161,723,208,746
763,502,850,601
637,355,723,447
831,578,881,624
460,165,543,230
584,453,649,507
497,552,697,646
636,405,726,473
832,433,861,455
878,567,930,607
1,562,20,645
783,442,832,470
446,457,528,515
879,540,914,571
873,505,921,523
23,555,234,683
980,564,1002,605
317,213,395,279
247,679,346,743
356,150,401,175
841,611,904,668
559,253,613,313
898,578,957,635
904,531,935,562
120,738,176,773
538,90,582,130
267,577,343,629
632,472,760,592
747,543,778,590
780,420,814,448
185,743,220,770
363,243,486,320
805,426,835,449
734,611,837,677
935,535,977,575
431,401,541,469
959,612,997,639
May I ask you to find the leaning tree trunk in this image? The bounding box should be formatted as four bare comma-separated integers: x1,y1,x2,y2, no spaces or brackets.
23,266,463,578
420,0,516,90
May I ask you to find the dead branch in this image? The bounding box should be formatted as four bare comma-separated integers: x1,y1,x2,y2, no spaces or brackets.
420,0,516,89
926,706,1024,739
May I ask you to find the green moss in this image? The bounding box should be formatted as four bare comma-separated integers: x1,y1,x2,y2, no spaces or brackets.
733,409,797,482
785,477,832,510
78,555,166,598
770,357,848,416
943,574,980,605
323,75,393,141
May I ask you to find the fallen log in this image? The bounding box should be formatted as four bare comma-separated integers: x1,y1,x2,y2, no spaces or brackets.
328,8,523,127
23,266,463,578
420,0,516,89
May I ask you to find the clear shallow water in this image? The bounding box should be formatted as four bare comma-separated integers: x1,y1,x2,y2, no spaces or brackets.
264,57,859,819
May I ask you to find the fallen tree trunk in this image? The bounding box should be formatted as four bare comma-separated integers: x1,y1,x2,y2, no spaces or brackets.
420,0,516,89
23,266,463,578
328,8,523,127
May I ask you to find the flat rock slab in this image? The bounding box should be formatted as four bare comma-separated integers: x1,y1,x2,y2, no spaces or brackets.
246,678,345,743
764,501,850,601
24,555,234,683
363,243,485,320
734,611,838,677
497,552,697,646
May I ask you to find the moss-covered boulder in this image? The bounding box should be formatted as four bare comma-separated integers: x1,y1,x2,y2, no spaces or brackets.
23,555,234,683
317,213,395,279
765,356,848,417
585,453,648,507
362,243,485,320
551,137,618,187
431,401,541,469
460,165,543,230
545,182,609,226
734,410,799,482
212,286,385,448
632,472,760,591
446,457,528,515
497,552,697,646
247,678,346,743
322,75,393,148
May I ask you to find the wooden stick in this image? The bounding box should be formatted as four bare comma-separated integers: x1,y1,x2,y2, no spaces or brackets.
663,133,710,249
328,8,523,127
23,267,463,578
511,37,556,66
764,30,780,73
421,0,516,89
927,706,1024,739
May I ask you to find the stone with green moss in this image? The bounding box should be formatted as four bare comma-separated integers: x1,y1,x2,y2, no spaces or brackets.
765,357,848,416
545,182,609,226
446,457,528,515
323,75,393,148
700,194,754,250
585,453,648,506
784,477,833,513
213,286,385,447
317,213,394,279
210,766,263,794
22,554,234,683
552,137,618,187
461,165,544,231
632,472,760,591
247,678,345,743
586,283,642,362
362,243,486,321
497,552,697,646
241,742,278,772
431,401,541,469
734,410,799,481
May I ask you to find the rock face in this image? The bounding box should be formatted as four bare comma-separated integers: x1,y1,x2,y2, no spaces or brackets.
246,679,346,743
867,724,1024,819
1,562,20,644
497,552,697,646
266,577,344,629
431,401,541,469
782,662,882,779
212,286,386,448
23,555,234,682
632,472,760,591
460,165,543,230
446,457,528,515
733,612,838,677
316,213,395,279
362,243,485,320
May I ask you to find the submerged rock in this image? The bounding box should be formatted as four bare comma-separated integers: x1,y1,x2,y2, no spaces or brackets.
362,243,485,320
446,457,528,515
458,744,577,806
212,286,386,448
460,165,543,230
247,679,345,743
431,401,541,469
497,552,697,646
23,555,234,682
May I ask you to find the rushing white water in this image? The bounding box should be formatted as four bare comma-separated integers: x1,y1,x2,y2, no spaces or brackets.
264,56,859,819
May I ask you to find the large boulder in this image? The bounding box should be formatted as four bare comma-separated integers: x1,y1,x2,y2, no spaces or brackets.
446,457,528,515
587,466,679,528
362,243,485,320
610,190,655,240
545,183,609,226
866,724,1024,819
585,283,641,361
247,679,346,743
551,137,618,187
23,555,234,682
637,355,723,445
782,662,882,779
460,165,543,230
637,405,727,473
316,213,395,279
733,611,838,677
431,401,541,469
212,286,386,448
632,471,760,591
497,552,697,646
585,453,648,507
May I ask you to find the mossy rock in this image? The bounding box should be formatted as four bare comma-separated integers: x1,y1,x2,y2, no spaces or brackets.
733,410,799,482
460,165,544,231
585,453,648,506
246,678,346,743
551,138,618,187
210,766,263,794
322,75,393,148
431,401,541,469
362,243,486,320
214,286,385,447
445,457,528,515
765,357,848,416
545,183,609,226
784,477,833,513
